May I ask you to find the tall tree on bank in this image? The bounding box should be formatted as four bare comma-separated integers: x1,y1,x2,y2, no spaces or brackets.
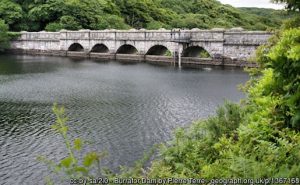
272,0,300,11
0,19,10,51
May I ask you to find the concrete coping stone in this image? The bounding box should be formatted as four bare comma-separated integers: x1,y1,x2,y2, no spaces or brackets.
19,29,271,35
225,31,273,34
211,28,226,31
230,27,244,31
21,31,60,34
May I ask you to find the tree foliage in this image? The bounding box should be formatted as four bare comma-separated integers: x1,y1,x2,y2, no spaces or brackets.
0,19,10,51
0,0,23,30
0,0,296,31
39,104,107,184
272,0,300,11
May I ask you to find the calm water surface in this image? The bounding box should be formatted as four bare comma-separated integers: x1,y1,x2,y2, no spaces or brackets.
0,55,249,184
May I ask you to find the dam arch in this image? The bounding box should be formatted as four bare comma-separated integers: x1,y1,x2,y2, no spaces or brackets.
68,43,84,52
146,45,172,56
182,46,211,58
91,44,109,53
116,44,138,54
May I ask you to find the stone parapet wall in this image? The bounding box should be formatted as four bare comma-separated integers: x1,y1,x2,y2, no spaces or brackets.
224,31,271,45
15,29,272,44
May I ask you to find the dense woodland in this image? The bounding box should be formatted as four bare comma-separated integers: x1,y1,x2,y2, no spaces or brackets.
0,0,297,32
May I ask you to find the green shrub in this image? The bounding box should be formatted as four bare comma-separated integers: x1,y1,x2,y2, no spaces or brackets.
59,16,82,30
112,102,243,179
39,104,107,184
146,21,165,30
199,50,211,58
0,19,10,51
92,14,130,30
282,17,300,30
45,22,64,32
0,0,23,28
165,50,172,57
7,32,21,39
204,29,300,179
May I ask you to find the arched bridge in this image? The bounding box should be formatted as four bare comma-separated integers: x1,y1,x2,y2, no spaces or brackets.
11,28,272,67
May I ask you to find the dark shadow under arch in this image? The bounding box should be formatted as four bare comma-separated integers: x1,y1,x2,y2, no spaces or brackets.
146,45,171,56
116,44,138,54
182,46,211,58
68,43,84,52
91,44,109,53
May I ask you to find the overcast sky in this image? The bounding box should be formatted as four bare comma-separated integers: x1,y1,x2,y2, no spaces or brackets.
218,0,285,9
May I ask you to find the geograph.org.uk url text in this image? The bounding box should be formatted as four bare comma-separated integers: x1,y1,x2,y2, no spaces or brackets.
70,177,300,184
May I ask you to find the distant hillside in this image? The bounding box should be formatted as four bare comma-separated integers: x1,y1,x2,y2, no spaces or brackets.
0,0,295,31
238,7,297,29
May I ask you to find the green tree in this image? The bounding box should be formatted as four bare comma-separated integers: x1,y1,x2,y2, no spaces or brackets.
282,16,300,29
92,14,130,30
45,22,64,32
59,16,82,30
113,0,154,28
262,29,300,129
171,14,210,29
146,21,166,29
0,19,10,51
0,0,23,29
272,0,300,11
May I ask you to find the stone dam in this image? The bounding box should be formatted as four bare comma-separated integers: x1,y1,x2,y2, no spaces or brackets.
10,28,272,67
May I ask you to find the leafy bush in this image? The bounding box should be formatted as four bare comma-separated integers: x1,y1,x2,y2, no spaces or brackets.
0,19,10,51
146,21,166,30
59,16,82,31
92,14,130,30
0,0,23,28
7,32,21,39
45,22,64,32
282,16,300,30
39,104,107,184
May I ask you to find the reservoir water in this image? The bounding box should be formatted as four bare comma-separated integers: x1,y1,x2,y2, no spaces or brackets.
0,55,249,184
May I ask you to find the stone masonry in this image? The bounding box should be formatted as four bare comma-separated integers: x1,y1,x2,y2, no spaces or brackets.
10,28,273,67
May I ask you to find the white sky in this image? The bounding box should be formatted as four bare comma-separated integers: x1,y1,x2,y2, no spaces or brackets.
218,0,285,9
